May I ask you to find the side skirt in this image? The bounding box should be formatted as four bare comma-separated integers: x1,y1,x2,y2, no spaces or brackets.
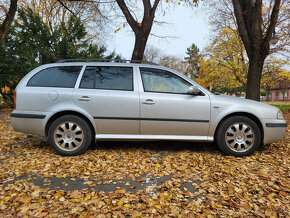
95,134,214,142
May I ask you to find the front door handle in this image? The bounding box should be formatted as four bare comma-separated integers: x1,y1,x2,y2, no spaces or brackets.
78,96,90,102
142,99,155,105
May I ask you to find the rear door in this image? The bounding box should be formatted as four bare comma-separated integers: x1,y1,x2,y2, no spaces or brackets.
138,67,210,137
73,65,140,134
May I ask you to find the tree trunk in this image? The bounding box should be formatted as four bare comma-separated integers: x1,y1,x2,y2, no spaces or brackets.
131,33,149,60
232,0,281,102
245,56,265,101
0,0,18,45
266,87,270,101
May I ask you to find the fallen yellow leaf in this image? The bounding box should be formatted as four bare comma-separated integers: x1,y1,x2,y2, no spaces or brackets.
84,194,91,201
2,196,11,202
71,198,79,203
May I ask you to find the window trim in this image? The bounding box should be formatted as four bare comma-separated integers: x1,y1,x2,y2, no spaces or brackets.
139,67,195,96
26,66,82,88
78,66,134,92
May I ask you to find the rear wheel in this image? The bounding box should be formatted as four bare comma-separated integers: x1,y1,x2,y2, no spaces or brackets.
48,115,92,156
216,116,261,156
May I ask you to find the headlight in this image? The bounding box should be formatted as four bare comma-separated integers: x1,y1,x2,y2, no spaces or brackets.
277,110,284,119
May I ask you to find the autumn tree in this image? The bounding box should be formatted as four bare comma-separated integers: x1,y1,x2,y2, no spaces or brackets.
197,26,288,97
231,0,282,101
209,0,289,57
261,58,290,100
197,28,246,95
206,0,288,100
0,0,18,45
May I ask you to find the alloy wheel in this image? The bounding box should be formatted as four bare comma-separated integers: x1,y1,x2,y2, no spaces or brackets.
225,122,255,152
53,121,84,151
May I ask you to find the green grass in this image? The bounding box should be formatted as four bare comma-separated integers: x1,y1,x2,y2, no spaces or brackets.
270,104,290,112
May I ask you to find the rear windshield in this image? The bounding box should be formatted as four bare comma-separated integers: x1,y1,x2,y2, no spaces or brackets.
27,66,82,88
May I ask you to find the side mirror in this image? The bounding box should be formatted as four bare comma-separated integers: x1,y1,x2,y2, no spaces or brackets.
188,85,200,95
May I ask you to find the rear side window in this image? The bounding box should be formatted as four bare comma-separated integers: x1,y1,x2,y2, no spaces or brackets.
27,66,82,88
80,66,133,91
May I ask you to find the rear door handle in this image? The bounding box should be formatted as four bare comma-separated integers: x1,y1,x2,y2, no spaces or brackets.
142,99,155,105
78,96,90,102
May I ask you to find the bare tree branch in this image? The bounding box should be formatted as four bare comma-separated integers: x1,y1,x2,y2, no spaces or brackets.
116,0,138,33
262,0,281,54
56,0,76,16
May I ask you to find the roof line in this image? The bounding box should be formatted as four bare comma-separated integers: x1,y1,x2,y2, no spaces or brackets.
55,59,158,65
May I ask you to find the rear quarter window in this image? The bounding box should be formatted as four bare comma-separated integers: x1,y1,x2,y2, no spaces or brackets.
27,66,82,88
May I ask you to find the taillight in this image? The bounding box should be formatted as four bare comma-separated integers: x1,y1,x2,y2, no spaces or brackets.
14,92,16,109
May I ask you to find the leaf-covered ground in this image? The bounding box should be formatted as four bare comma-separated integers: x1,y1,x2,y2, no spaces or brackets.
0,109,289,217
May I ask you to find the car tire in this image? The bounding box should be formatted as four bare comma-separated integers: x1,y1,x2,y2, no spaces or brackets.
216,116,261,156
48,115,93,156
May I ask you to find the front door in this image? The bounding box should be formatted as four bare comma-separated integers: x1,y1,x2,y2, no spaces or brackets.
139,67,210,136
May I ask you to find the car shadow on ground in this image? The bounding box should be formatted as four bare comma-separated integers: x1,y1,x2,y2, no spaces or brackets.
91,140,273,156
92,140,221,155
19,136,271,156
7,135,273,158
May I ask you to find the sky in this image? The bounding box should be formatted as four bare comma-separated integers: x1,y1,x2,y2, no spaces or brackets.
107,4,212,59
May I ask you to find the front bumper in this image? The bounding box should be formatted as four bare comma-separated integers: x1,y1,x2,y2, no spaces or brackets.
261,118,287,145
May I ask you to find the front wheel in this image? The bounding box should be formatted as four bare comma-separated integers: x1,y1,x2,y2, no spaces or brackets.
215,116,261,156
48,115,92,156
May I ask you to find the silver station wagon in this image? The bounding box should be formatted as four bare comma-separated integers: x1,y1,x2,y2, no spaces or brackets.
10,59,287,156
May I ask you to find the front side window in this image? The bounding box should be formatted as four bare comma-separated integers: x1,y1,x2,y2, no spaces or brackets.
27,66,82,88
140,67,191,94
80,66,133,91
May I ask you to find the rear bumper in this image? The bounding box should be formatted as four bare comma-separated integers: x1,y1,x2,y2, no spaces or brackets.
261,119,287,145
10,110,49,136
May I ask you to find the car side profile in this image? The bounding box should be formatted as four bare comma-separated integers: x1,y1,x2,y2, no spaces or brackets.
10,59,287,156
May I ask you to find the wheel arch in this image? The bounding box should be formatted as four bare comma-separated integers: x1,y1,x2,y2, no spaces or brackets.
45,110,96,138
214,112,264,144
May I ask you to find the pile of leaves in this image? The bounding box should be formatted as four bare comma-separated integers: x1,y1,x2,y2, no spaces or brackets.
0,109,289,217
